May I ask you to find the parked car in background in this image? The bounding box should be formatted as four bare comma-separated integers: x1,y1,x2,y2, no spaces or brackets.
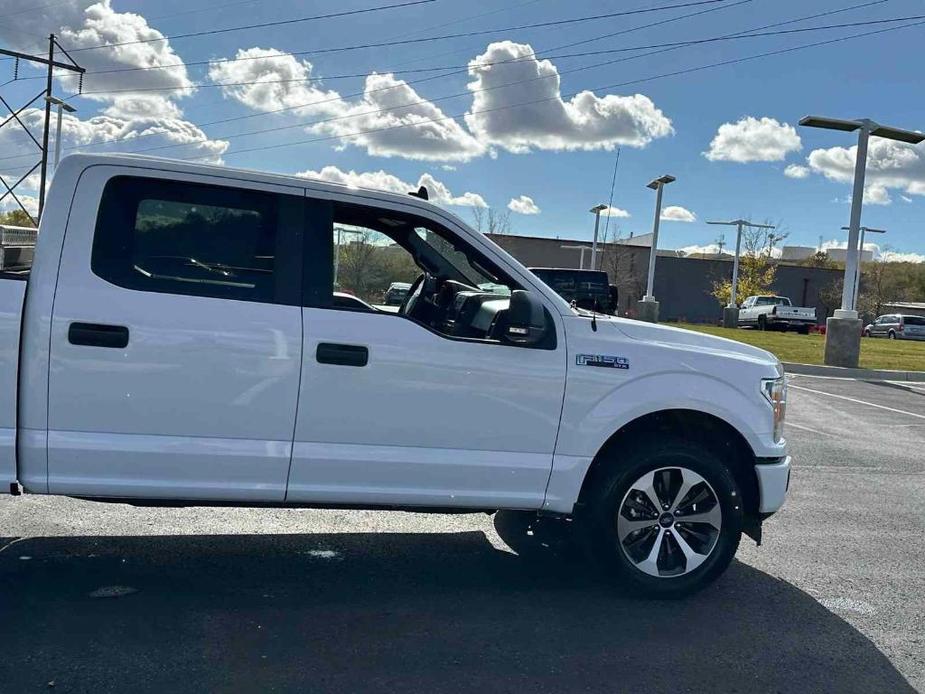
738,295,816,333
529,268,619,315
1,153,792,598
864,314,925,340
384,281,411,306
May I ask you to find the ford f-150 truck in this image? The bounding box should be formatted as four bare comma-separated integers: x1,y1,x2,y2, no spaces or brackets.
1,154,790,596
738,295,817,333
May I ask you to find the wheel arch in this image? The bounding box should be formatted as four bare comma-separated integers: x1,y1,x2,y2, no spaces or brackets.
576,409,760,519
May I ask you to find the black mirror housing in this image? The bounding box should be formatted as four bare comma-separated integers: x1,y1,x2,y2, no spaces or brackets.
505,290,547,345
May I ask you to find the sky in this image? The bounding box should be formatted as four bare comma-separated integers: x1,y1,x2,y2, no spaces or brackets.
0,0,923,261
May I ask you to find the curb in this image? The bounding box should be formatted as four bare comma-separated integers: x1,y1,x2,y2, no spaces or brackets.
783,361,925,382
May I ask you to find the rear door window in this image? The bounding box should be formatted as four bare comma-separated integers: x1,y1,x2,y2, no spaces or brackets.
92,176,302,305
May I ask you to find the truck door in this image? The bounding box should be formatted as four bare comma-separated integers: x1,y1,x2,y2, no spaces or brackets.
286,194,567,509
47,167,305,501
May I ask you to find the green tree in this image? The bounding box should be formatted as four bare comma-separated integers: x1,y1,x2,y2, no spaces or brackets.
710,224,786,306
0,209,36,228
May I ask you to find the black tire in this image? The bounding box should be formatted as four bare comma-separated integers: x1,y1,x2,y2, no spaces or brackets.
889,330,896,340
798,325,810,335
582,439,743,598
863,329,871,338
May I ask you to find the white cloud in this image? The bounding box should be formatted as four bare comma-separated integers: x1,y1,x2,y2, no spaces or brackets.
296,166,486,208
465,41,673,153
677,244,728,256
508,195,540,215
661,205,696,222
0,193,38,216
599,206,630,218
807,139,925,205
705,117,801,163
820,239,923,263
901,195,913,203
0,108,228,170
880,250,925,263
210,50,485,162
784,164,810,179
0,1,193,97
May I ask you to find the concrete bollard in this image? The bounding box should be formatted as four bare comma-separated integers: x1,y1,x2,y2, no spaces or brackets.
824,316,863,368
636,299,659,323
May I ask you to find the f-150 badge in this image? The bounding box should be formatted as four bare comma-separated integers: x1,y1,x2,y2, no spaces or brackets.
576,354,629,369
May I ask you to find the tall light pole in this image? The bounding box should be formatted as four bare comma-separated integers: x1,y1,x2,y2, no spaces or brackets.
45,95,76,168
707,219,776,328
799,115,924,367
637,174,675,323
561,244,591,270
841,225,886,312
589,204,607,270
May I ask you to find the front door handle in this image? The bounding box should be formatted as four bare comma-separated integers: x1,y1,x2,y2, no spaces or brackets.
316,342,368,367
68,322,130,349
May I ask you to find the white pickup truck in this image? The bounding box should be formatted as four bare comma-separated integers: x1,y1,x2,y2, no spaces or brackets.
1,154,790,596
738,295,817,334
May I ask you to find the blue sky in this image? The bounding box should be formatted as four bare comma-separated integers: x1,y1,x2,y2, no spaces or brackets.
1,0,923,260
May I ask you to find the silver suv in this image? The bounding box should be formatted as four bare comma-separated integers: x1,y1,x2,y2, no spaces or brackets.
863,314,925,340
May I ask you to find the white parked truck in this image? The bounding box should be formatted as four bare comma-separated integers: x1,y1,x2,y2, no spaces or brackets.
0,155,791,596
738,295,817,333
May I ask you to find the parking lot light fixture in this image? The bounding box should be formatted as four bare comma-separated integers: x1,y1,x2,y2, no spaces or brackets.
589,204,607,271
45,95,76,169
642,175,675,302
706,220,775,309
561,244,591,270
799,115,922,367
841,225,886,312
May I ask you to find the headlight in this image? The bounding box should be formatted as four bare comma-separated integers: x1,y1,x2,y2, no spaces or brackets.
761,376,787,443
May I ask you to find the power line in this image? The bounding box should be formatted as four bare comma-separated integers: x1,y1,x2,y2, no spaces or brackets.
0,0,749,164
0,1,897,166
75,10,919,98
80,13,925,156
169,18,925,162
65,0,440,54
71,0,733,74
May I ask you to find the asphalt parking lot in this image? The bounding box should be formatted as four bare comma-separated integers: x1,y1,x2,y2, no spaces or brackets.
1,374,922,693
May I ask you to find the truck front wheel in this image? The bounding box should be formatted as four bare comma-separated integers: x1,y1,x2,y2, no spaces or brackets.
584,440,743,597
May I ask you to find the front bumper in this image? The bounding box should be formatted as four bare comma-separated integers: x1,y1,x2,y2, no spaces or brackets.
755,456,791,513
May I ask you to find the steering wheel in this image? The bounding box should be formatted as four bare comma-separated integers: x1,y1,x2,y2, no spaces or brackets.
399,273,425,317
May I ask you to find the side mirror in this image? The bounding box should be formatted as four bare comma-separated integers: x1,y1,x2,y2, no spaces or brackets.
505,290,547,346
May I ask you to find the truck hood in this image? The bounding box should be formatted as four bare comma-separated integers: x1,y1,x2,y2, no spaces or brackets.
611,317,780,369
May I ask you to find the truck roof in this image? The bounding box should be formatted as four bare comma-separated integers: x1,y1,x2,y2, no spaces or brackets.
54,153,453,219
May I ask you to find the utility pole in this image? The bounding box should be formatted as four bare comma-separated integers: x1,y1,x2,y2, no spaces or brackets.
637,174,675,323
715,233,725,255
589,204,607,270
800,115,924,367
0,37,84,225
707,219,776,328
841,225,886,312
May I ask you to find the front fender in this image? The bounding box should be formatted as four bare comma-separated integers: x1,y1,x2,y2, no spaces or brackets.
543,370,784,514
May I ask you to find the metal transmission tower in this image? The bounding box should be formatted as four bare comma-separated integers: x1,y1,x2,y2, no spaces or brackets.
0,34,84,224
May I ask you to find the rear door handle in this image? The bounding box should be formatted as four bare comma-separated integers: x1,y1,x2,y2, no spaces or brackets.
316,342,368,367
68,322,130,349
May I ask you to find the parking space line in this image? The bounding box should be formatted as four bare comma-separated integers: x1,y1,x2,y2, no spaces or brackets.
790,384,925,420
786,421,834,437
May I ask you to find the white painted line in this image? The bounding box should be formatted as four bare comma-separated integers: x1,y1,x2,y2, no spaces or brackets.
790,384,925,421
786,421,834,437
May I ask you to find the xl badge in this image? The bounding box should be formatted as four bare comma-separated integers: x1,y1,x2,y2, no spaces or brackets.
576,354,629,369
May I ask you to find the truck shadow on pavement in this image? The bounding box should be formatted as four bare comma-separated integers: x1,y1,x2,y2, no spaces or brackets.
0,528,915,694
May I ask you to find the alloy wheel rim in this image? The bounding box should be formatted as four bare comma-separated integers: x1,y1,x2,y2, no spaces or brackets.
616,467,722,578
